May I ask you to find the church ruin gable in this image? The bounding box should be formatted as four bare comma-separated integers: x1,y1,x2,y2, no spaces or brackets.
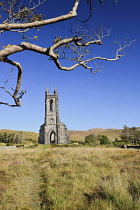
38,89,70,145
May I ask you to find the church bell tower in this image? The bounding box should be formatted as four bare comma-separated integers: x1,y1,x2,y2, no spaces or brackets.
38,88,70,145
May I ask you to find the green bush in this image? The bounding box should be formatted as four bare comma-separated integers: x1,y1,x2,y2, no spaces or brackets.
85,134,100,144
97,135,111,145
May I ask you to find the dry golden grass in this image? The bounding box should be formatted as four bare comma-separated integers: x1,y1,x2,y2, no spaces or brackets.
0,148,41,209
0,146,140,210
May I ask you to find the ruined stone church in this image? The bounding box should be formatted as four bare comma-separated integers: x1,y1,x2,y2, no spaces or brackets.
38,89,70,144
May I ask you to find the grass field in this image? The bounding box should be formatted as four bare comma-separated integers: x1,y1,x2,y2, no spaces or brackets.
0,146,140,210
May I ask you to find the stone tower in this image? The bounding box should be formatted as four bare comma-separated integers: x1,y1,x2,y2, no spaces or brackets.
38,88,70,144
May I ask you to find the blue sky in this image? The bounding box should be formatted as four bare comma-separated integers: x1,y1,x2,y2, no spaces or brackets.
0,0,140,132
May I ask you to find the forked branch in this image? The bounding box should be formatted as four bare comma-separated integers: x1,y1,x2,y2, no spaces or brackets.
0,57,24,107
0,37,134,106
0,0,134,107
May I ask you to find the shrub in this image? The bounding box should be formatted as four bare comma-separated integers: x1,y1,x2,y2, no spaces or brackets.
97,135,111,145
85,134,100,144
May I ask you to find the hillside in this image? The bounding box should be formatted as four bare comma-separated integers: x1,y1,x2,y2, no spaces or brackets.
0,129,39,141
0,128,122,142
69,128,122,142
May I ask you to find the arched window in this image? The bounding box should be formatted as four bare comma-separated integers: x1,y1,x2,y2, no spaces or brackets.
50,131,55,144
50,99,53,111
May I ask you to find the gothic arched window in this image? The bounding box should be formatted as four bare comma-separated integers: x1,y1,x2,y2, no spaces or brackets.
50,99,53,112
50,131,55,144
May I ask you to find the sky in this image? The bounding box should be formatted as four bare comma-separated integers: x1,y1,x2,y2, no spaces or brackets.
0,0,140,133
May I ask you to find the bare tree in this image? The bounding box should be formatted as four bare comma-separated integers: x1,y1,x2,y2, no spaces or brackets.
0,0,133,107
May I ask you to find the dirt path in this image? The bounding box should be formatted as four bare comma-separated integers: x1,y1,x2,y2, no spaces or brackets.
0,148,43,210
0,145,17,149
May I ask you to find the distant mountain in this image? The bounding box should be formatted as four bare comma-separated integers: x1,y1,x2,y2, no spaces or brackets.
0,128,122,142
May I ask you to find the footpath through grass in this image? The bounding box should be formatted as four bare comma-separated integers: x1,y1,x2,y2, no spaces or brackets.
0,146,140,210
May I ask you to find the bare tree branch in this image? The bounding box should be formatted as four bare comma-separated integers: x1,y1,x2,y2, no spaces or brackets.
0,36,134,70
114,39,135,58
76,0,94,23
0,0,134,107
0,0,79,31
0,57,23,107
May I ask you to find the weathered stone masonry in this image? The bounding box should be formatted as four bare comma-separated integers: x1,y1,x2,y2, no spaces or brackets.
38,89,70,144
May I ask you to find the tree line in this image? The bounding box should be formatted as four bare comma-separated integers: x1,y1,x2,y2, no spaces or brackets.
116,125,140,145
85,126,140,146
0,132,24,145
